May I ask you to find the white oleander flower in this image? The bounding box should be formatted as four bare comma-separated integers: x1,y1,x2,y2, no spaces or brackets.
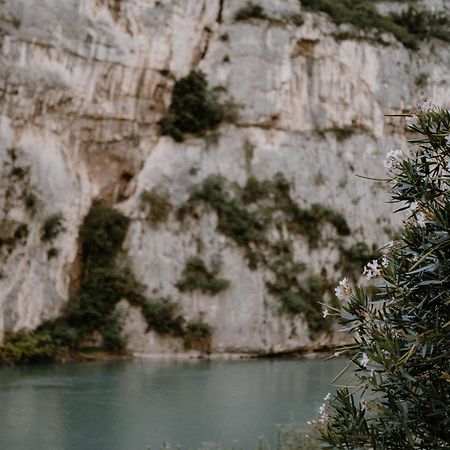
334,277,352,300
324,393,331,401
406,115,419,128
419,100,434,113
322,308,329,318
360,353,370,368
383,149,403,170
317,403,329,424
381,256,389,268
363,260,382,279
361,399,370,411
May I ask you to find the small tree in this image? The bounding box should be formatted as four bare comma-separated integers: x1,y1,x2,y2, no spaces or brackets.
317,105,450,449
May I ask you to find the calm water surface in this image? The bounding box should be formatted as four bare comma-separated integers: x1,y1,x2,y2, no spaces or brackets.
0,357,347,450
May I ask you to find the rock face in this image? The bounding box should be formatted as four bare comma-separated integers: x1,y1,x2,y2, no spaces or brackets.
0,0,449,355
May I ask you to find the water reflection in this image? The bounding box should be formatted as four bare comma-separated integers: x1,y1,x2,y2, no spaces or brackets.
0,357,348,450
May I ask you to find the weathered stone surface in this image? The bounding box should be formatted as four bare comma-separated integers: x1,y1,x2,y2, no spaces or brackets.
0,0,448,354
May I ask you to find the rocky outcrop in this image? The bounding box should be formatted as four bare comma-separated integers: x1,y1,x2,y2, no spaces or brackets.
0,0,448,355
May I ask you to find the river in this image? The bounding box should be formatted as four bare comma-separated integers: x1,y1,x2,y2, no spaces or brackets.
0,357,348,450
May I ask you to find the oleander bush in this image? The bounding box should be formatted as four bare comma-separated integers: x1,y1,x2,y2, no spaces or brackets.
338,241,380,281
318,106,450,448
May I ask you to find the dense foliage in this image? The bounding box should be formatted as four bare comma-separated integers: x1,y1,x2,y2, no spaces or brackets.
234,3,267,21
178,173,352,335
319,106,450,448
0,202,214,364
141,298,185,336
176,256,230,295
158,70,238,142
301,0,450,50
41,213,64,242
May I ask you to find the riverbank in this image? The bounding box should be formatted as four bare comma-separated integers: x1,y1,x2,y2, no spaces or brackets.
0,335,347,366
133,344,344,361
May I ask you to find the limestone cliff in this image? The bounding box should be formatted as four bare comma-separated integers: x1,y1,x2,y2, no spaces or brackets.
0,0,449,356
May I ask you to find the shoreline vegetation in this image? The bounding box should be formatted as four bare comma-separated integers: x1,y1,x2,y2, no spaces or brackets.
0,344,348,366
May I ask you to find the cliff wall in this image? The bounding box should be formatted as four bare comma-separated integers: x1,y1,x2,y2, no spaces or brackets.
0,0,448,355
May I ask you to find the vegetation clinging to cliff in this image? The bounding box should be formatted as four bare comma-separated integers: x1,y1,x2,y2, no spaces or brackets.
234,3,267,21
178,174,350,251
176,256,230,295
0,202,214,365
140,189,172,227
158,71,238,142
80,202,130,264
44,202,138,352
140,298,185,336
177,173,350,335
301,0,450,50
41,213,64,243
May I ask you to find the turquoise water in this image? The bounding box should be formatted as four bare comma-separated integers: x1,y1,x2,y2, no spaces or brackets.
0,357,347,450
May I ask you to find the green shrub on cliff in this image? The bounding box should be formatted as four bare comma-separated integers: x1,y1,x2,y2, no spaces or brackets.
80,202,130,264
140,189,172,227
234,3,267,21
183,321,212,351
0,199,216,364
0,203,135,363
140,298,185,336
41,213,64,242
317,106,450,448
178,173,349,335
158,70,238,142
176,256,230,295
301,0,450,50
